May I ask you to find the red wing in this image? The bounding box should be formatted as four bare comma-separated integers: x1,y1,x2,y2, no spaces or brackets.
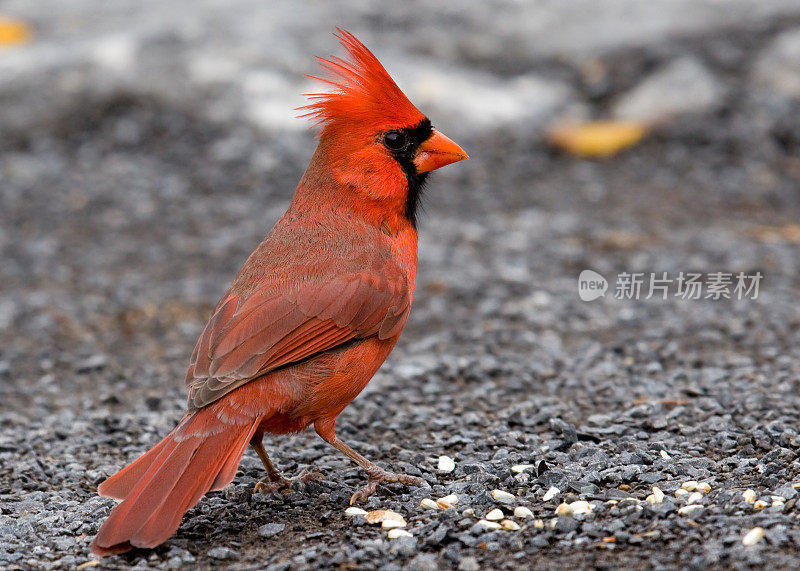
184,273,410,410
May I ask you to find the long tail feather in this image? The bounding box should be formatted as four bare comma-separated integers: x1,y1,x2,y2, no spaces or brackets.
97,414,190,500
91,409,261,556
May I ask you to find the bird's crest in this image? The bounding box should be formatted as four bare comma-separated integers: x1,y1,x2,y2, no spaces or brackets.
300,29,426,131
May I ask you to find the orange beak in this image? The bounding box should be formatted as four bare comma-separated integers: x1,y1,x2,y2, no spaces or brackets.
413,129,469,173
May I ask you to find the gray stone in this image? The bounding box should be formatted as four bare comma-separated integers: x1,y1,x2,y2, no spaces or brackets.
258,523,286,538
207,547,237,560
752,27,800,97
613,57,725,122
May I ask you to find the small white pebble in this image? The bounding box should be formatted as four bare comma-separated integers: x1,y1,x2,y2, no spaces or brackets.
437,455,455,473
675,489,689,498
461,508,475,517
549,519,558,529
533,519,544,529
501,519,521,531
437,494,459,509
345,507,368,516
696,482,711,494
570,501,593,515
492,489,515,503
682,481,699,492
660,450,671,460
514,506,534,519
512,464,536,473
366,510,406,527
647,487,665,504
420,498,439,511
678,505,703,516
477,519,501,530
485,508,504,521
555,503,573,517
742,527,766,546
542,487,560,502
742,489,757,504
771,495,786,503
687,492,703,505
387,529,412,539
753,500,768,511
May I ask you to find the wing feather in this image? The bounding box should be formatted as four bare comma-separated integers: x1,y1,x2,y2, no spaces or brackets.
184,270,411,410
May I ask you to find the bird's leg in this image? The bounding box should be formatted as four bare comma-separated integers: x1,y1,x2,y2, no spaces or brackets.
251,436,323,494
314,420,423,504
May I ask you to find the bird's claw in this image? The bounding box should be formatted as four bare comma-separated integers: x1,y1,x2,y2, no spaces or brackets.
349,469,424,504
253,468,325,494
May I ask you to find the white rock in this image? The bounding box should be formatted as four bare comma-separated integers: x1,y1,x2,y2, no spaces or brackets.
742,527,766,546
514,506,534,519
753,500,768,511
461,508,475,517
437,455,455,473
555,503,573,517
501,519,521,531
613,57,725,123
660,450,671,460
485,508,504,521
687,492,704,505
651,487,665,503
420,498,439,511
492,490,515,503
682,481,699,492
752,27,800,98
512,464,536,474
742,489,757,504
542,487,559,502
345,507,368,516
387,529,413,539
400,63,576,131
477,520,501,530
437,494,459,509
533,519,545,529
92,34,136,73
678,505,704,516
569,501,593,515
366,510,406,528
675,489,689,497
696,482,711,494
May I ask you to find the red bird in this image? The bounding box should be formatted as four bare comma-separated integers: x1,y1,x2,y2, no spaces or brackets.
91,30,468,555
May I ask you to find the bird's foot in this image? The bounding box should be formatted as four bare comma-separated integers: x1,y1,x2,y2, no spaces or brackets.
349,468,424,504
253,468,325,494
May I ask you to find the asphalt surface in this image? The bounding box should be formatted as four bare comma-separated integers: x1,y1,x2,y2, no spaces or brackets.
2,3,800,570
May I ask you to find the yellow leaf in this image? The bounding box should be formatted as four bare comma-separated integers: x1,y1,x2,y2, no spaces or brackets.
0,17,32,46
548,121,648,158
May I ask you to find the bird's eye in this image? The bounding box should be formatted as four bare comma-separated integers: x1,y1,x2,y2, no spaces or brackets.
383,130,407,151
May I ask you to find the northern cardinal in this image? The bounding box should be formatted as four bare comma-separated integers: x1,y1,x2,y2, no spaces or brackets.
91,30,468,555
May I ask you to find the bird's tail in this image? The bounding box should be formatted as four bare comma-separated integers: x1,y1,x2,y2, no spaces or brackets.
91,408,261,556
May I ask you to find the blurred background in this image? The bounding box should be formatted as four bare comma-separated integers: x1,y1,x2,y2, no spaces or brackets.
2,1,800,569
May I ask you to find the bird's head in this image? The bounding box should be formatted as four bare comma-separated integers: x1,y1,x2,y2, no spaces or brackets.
299,29,468,228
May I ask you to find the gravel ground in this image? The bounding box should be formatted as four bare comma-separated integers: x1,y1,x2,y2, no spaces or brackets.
3,3,800,570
